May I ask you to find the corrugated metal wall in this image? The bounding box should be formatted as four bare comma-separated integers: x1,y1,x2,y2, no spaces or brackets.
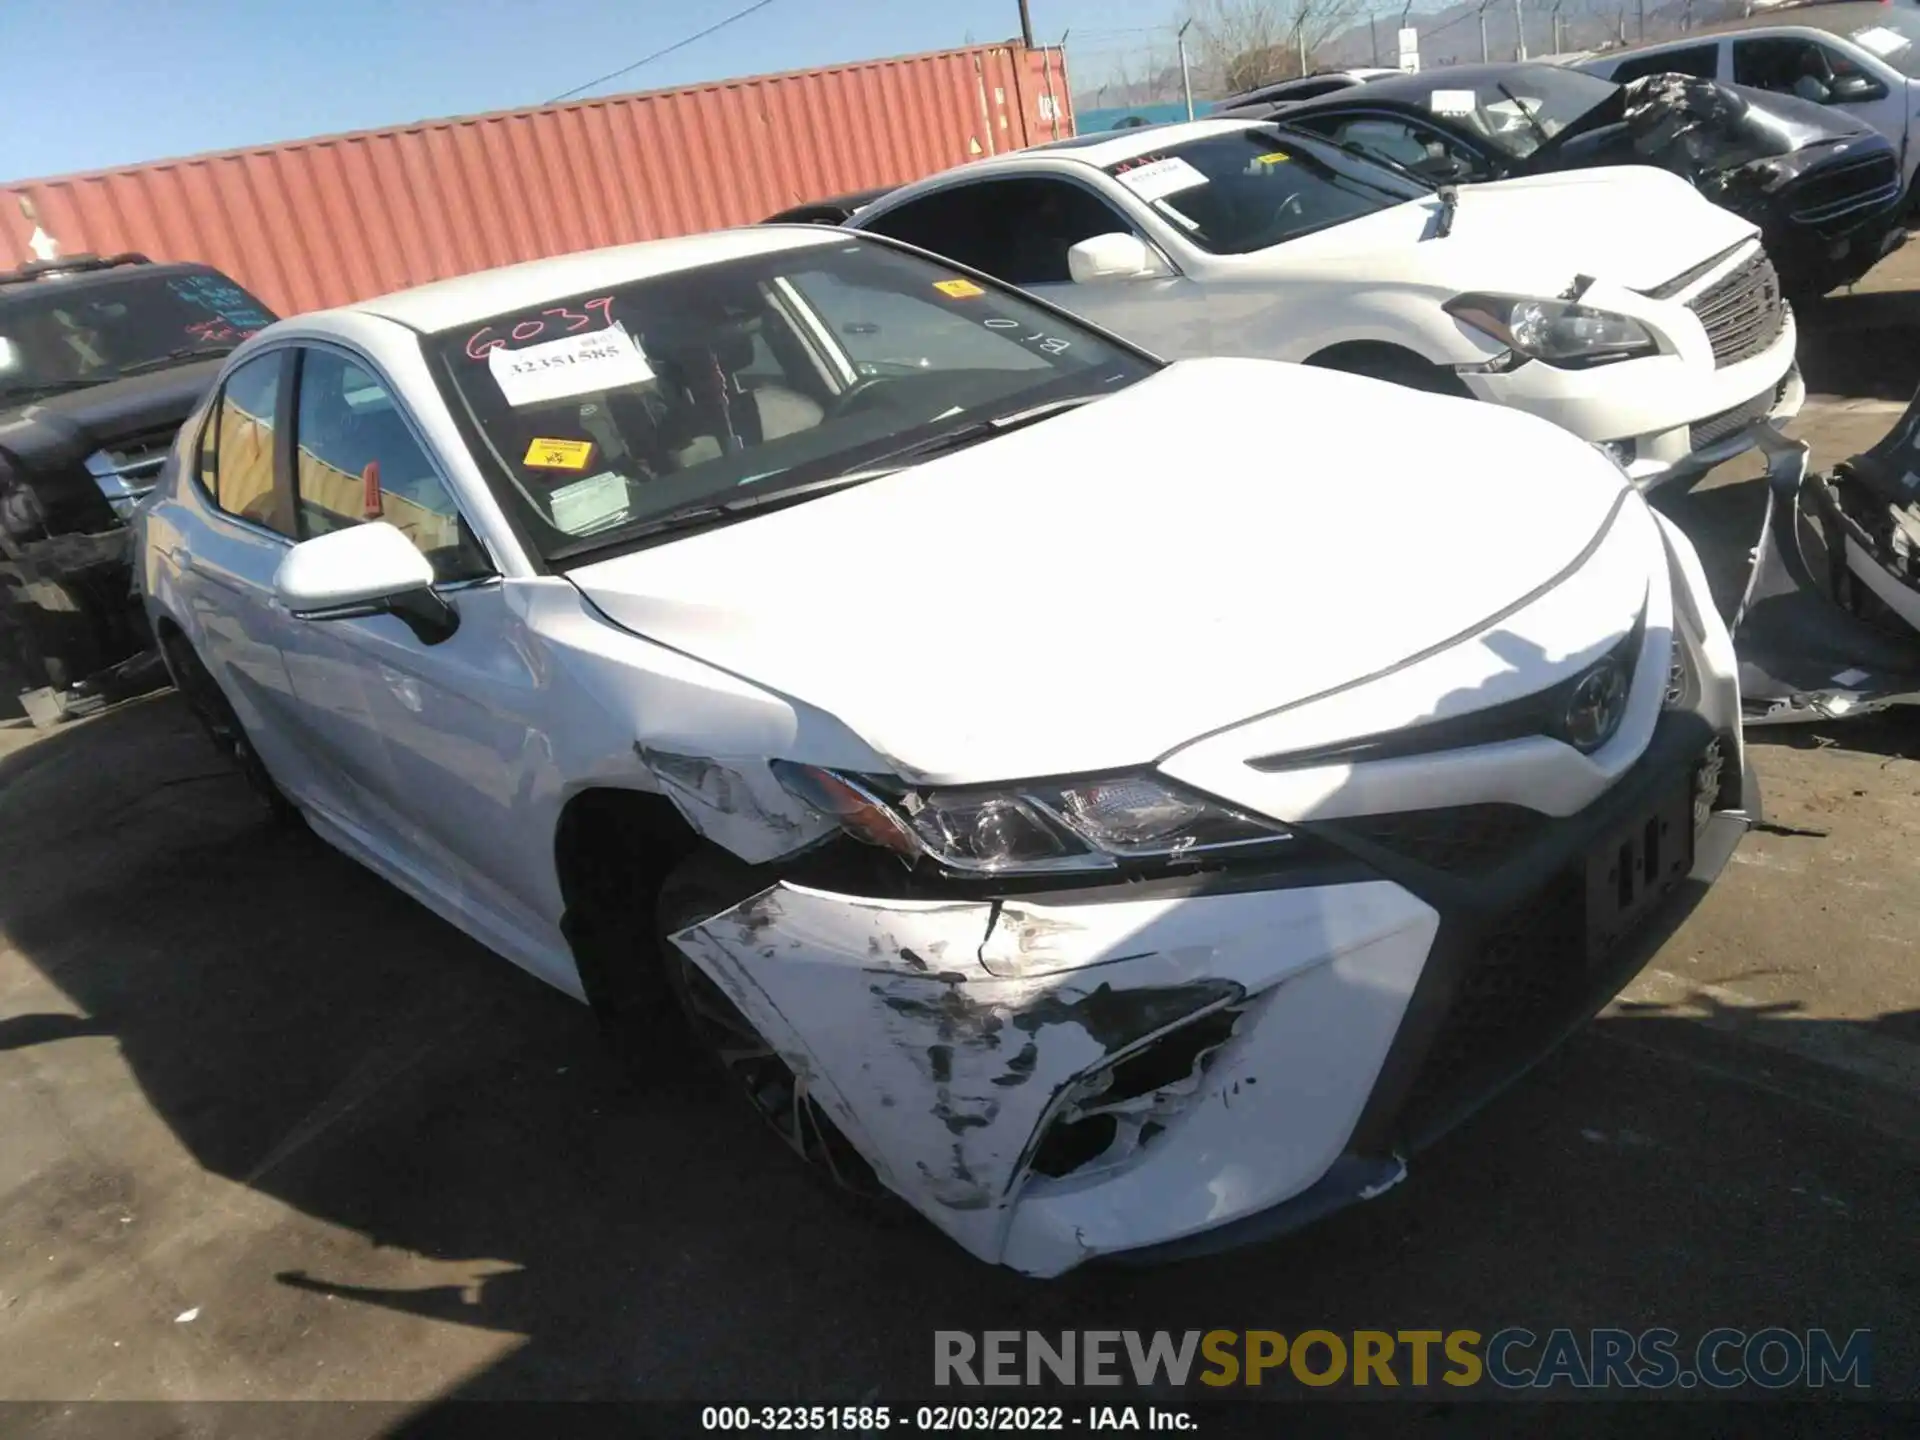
2,44,1073,318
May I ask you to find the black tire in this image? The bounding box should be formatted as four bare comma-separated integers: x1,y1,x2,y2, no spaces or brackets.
654,850,893,1205
160,631,301,827
1310,347,1471,397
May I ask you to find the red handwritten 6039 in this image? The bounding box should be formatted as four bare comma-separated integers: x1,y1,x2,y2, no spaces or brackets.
466,297,614,360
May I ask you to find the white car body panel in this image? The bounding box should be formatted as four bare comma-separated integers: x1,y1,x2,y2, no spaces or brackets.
847,119,1801,486
135,229,1755,1276
1573,29,1919,189
569,358,1627,784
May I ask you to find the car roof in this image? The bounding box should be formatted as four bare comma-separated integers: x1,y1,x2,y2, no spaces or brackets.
1610,1,1908,42
345,225,846,334
0,256,224,299
997,117,1265,170
1322,60,1610,102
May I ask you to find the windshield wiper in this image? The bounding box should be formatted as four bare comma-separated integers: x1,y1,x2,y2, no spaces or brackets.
113,346,236,376
1496,83,1551,151
829,394,1105,480
550,396,1108,562
1329,139,1432,188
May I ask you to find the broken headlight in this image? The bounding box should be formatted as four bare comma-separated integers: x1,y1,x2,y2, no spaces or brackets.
1444,294,1657,368
771,764,1291,875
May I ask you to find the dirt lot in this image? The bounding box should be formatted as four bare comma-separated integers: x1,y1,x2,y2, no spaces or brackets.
2,251,1919,1428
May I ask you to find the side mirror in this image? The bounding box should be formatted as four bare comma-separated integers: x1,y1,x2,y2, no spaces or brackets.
1067,232,1167,284
1829,73,1888,103
273,521,460,645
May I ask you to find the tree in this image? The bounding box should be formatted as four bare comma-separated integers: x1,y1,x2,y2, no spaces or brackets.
1185,0,1370,94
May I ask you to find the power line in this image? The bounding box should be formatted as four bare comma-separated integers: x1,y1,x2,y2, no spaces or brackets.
547,0,781,105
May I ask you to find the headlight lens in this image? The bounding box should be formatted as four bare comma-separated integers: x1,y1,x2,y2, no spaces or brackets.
1445,293,1657,367
773,764,1290,875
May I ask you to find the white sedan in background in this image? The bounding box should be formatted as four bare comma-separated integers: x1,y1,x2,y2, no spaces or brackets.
137,227,1754,1275
846,117,1803,489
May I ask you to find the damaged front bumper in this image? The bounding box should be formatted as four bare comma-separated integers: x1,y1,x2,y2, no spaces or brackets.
1463,328,1803,492
669,712,1754,1277
1729,410,1920,724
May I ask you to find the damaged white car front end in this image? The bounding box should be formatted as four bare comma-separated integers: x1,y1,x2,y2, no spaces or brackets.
586,369,1759,1277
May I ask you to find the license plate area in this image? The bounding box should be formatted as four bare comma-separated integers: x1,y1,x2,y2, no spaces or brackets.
1584,782,1695,963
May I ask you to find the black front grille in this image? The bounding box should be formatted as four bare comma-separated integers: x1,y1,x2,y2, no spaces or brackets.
1689,386,1775,452
1388,741,1730,1148
1787,152,1902,230
1393,868,1589,1143
1686,251,1785,368
1333,804,1549,876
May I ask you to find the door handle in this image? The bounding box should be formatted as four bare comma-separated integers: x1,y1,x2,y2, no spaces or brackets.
170,546,204,576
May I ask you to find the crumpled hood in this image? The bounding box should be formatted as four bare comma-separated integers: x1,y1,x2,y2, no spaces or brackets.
569,358,1639,783
1279,164,1758,293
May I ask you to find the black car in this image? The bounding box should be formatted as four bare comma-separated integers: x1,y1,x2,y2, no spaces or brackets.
0,252,277,707
1252,62,1906,300
762,186,898,225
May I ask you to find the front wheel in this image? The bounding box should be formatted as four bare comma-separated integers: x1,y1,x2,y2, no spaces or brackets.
654,852,891,1204
160,631,300,826
1308,347,1471,397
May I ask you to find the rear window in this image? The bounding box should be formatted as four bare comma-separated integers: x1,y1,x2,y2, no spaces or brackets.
1101,128,1427,256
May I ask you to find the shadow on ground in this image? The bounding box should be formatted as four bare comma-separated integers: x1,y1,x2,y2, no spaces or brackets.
0,693,1914,1424
1798,288,1920,403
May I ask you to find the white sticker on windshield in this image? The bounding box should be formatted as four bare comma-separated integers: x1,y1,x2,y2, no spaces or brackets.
548,470,630,534
489,323,654,407
1430,88,1478,116
1852,24,1911,56
1114,155,1209,203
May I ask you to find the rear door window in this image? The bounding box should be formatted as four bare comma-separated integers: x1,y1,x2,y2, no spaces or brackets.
205,351,289,534
1607,43,1721,84
863,177,1141,287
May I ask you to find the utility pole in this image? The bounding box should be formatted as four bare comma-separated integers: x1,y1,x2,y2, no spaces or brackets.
1295,14,1309,75
1478,0,1492,62
1371,10,1382,65
1552,0,1566,53
1177,19,1196,120
1514,0,1526,58
1637,0,1646,39
1017,0,1034,48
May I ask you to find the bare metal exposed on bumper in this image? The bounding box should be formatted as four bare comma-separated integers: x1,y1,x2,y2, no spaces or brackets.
670,880,1438,1276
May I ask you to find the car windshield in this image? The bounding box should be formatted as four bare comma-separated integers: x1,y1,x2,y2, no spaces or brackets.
0,267,277,404
1420,67,1622,160
429,238,1154,564
1100,126,1428,255
1845,12,1920,77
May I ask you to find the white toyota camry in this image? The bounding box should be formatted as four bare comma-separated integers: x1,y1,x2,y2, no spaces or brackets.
845,118,1804,489
136,227,1755,1276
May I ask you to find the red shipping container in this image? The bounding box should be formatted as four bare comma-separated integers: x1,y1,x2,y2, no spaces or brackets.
2,43,1073,317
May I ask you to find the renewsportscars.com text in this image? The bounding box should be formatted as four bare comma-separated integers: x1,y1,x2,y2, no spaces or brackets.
934,1328,1873,1391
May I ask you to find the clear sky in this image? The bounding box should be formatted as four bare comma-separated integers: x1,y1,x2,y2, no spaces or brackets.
0,0,1192,183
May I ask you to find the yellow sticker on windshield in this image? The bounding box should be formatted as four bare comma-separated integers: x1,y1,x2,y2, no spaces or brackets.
1256,150,1290,165
524,437,594,471
934,278,985,298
